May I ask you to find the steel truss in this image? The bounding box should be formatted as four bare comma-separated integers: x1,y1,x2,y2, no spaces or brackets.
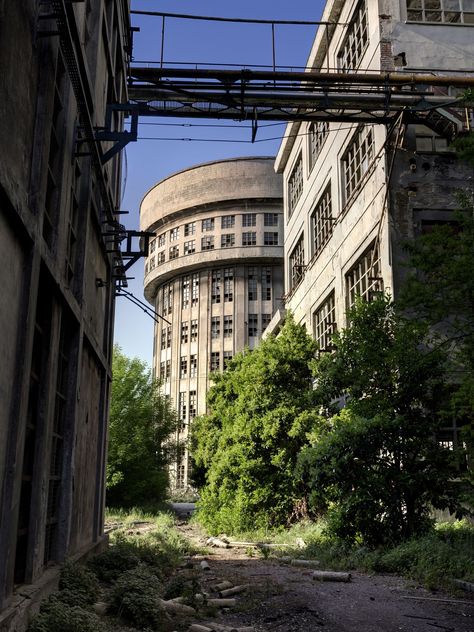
127,67,474,130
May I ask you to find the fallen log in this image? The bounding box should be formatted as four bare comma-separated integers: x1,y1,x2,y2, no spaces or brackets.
312,571,351,582
226,541,292,549
219,584,248,597
158,599,196,615
206,598,237,607
188,625,213,632
213,580,234,592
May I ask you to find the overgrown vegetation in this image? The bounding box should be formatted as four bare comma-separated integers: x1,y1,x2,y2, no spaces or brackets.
107,346,177,507
193,296,469,544
28,511,194,632
297,296,463,545
191,315,320,533
265,519,474,592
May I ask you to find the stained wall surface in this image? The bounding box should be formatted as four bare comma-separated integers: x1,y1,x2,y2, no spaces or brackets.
0,2,129,628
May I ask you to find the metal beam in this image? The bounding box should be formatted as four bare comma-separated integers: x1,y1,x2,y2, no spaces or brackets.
127,66,472,127
129,66,474,88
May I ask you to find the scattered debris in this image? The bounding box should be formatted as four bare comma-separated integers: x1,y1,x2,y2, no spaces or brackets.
200,560,211,571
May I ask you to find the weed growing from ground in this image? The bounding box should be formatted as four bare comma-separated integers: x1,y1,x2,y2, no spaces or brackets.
28,596,107,632
57,560,101,607
108,565,165,628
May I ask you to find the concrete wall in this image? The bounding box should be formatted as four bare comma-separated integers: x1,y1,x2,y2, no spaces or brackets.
0,1,129,628
275,0,474,340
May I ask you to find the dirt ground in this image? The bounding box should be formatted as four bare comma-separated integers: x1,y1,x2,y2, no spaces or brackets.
174,517,474,632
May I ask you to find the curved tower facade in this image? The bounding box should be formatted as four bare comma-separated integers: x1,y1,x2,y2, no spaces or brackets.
141,157,284,489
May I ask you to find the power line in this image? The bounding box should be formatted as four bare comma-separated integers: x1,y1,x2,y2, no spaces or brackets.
132,121,286,129
134,125,374,144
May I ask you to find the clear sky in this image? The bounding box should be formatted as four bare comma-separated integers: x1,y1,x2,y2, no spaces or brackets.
114,0,325,365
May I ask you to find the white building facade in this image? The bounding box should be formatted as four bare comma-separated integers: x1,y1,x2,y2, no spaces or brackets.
276,0,474,354
141,157,284,489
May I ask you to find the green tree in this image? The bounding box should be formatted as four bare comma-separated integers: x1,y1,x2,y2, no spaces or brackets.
297,296,463,545
191,315,319,534
107,345,177,507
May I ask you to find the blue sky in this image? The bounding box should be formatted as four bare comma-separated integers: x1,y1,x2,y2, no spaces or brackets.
114,0,325,364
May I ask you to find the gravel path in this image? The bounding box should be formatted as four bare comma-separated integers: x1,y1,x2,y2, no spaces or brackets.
174,517,474,632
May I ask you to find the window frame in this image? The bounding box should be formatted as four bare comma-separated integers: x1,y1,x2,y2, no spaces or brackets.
288,152,303,218
337,0,369,72
289,233,305,290
242,231,257,246
313,291,337,354
341,125,375,206
310,183,334,260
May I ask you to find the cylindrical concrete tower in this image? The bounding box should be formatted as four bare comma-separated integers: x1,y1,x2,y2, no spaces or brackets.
141,157,283,490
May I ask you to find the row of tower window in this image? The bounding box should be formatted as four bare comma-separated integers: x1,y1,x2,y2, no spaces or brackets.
149,212,280,251
159,350,235,382
147,232,279,272
158,268,274,318
160,311,273,352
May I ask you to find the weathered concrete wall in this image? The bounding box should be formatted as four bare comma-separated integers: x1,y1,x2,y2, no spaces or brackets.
140,157,283,232
276,0,474,340
0,1,129,628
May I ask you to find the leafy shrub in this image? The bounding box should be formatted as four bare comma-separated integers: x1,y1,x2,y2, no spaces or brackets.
192,315,319,533
162,571,200,605
57,561,100,607
28,596,107,632
298,297,463,546
88,537,142,583
108,565,165,628
370,522,474,589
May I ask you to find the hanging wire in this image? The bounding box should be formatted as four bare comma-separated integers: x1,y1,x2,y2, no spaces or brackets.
132,124,381,144
116,288,171,325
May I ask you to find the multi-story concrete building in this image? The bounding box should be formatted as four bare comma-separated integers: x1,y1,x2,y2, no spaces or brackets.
275,0,473,442
141,157,283,489
0,2,130,627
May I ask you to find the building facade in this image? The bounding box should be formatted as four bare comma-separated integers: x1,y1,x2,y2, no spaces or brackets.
0,2,130,628
275,0,473,442
141,158,283,489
